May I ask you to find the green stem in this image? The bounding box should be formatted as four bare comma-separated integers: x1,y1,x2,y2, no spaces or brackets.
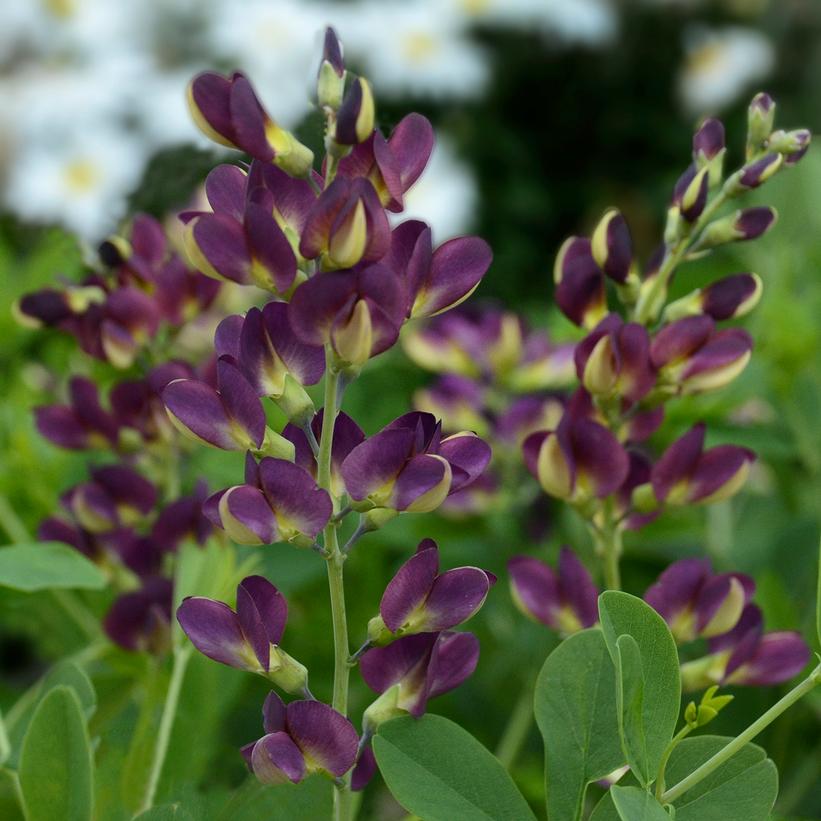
317,361,353,821
138,645,192,814
661,664,821,805
655,725,692,800
495,683,534,770
591,500,623,591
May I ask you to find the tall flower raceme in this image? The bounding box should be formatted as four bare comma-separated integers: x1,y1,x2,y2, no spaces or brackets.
154,28,495,816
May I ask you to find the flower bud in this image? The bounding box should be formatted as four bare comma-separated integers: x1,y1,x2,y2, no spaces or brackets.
332,299,373,368
267,646,310,695
698,206,777,249
334,78,375,147
768,128,812,165
664,273,762,322
727,152,783,195
693,118,726,186
746,92,775,157
274,375,316,428
553,236,607,329
317,27,346,109
591,209,632,283
679,167,709,222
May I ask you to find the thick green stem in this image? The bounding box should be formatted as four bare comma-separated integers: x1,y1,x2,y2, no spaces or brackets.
139,644,192,814
591,501,623,591
317,362,353,821
495,683,534,770
661,664,821,805
655,725,692,800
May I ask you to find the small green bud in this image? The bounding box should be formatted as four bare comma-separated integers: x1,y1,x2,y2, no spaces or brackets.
267,646,311,696
274,375,315,428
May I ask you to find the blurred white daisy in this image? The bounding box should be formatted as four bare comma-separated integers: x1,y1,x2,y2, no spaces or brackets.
5,128,148,240
394,137,478,239
679,26,775,114
335,0,489,99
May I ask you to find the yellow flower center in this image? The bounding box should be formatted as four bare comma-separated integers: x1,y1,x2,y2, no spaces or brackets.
63,160,99,194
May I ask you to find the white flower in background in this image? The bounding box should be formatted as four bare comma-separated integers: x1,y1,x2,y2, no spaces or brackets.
5,128,148,240
679,26,775,114
334,0,489,99
394,138,478,239
204,0,328,127
450,0,616,45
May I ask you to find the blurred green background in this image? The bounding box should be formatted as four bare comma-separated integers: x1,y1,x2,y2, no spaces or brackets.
1,0,821,818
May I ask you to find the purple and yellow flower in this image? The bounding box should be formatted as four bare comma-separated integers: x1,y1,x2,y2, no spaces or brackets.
340,412,491,514
203,455,332,547
359,631,479,724
698,206,778,248
591,209,634,283
104,576,173,654
664,273,762,323
187,71,314,176
644,558,754,643
650,315,753,396
288,264,406,367
507,548,598,635
366,539,495,645
241,691,358,785
650,423,755,507
522,409,629,503
333,77,375,147
150,481,213,549
177,575,311,695
553,236,607,328
681,604,810,690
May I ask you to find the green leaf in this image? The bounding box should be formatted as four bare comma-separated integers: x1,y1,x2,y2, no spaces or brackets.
373,714,536,821
18,686,94,821
816,532,820,647
664,735,778,820
0,711,9,765
0,768,24,821
4,660,96,769
133,805,194,820
611,786,671,820
534,628,624,821
0,542,106,591
210,776,333,821
598,591,681,787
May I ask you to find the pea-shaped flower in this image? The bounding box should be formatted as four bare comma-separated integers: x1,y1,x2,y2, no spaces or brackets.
340,412,491,514
366,539,495,646
204,455,332,547
241,691,358,785
507,548,598,636
553,236,608,329
177,575,311,696
644,558,754,643
650,423,755,507
36,377,119,451
105,576,173,654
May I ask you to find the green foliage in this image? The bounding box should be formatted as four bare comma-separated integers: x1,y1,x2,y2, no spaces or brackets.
611,786,671,820
534,628,624,821
18,686,94,821
134,806,195,821
0,542,106,591
598,592,681,787
373,714,536,821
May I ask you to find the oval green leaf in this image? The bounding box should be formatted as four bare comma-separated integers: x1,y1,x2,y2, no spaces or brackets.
19,686,94,821
534,628,624,821
373,714,536,821
0,542,106,592
611,786,671,820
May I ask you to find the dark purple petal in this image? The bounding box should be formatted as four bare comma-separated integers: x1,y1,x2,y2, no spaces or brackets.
567,417,629,498
591,210,632,283
261,301,325,387
285,700,359,777
177,597,254,669
238,575,288,646
251,732,306,784
220,485,278,544
352,744,377,791
163,378,236,449
262,690,287,733
258,458,332,538
700,274,762,321
388,113,434,193
693,118,725,160
189,72,236,146
730,633,810,686
91,465,157,514
187,213,250,284
288,270,358,346
360,633,437,695
650,316,715,368
423,567,492,631
651,424,706,502
644,558,710,623
205,164,247,219
554,237,606,328
341,428,416,501
380,543,440,632
438,433,491,492
507,555,560,627
426,631,480,701
214,314,243,360
104,578,172,653
557,548,598,628
244,198,298,293
686,445,755,504
229,74,276,162
216,357,266,449
734,206,777,240
35,406,91,450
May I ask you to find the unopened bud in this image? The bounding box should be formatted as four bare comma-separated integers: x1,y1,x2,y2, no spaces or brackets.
362,685,404,734
768,128,811,165
334,78,375,147
591,208,633,283
698,206,777,249
680,167,709,222
267,646,310,696
317,27,346,109
274,375,316,428
746,92,775,158
257,427,297,461
333,299,373,367
727,153,782,195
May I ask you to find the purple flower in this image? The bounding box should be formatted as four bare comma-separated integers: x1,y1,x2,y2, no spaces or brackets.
386,221,492,318
523,408,629,502
337,114,434,212
650,315,752,395
359,631,479,722
644,558,754,643
673,165,710,222
681,604,810,690
204,455,332,547
162,357,269,452
693,117,725,164
666,273,763,323
334,77,375,146
299,177,390,271
367,539,495,645
736,153,783,190
104,577,173,654
340,412,491,514
590,209,633,283
241,691,358,784
36,377,120,450
151,481,213,549
553,236,608,328
177,575,311,694
574,314,655,402
651,423,755,507
507,549,598,635
288,264,407,367
187,71,313,176
413,375,489,438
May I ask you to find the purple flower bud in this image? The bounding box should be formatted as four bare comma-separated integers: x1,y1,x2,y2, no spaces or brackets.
340,412,491,514
736,153,783,191
335,78,376,146
553,237,607,328
693,118,725,163
591,209,633,283
747,92,775,152
243,691,358,784
163,357,268,451
768,128,811,165
616,451,658,530
650,423,755,507
300,178,390,271
36,377,120,450
679,167,710,222
187,71,314,176
360,631,479,719
507,548,598,635
337,114,434,212
321,27,344,77
574,314,655,403
105,577,173,654
734,206,778,240
700,273,763,321
368,539,495,645
644,558,754,643
204,457,332,546
522,411,629,502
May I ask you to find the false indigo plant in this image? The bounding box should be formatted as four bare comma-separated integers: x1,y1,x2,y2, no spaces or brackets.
4,25,820,821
